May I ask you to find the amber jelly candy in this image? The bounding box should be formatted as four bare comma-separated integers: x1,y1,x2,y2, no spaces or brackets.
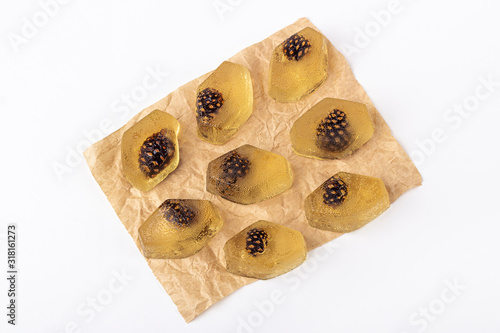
195,61,253,144
121,110,180,191
268,27,328,102
138,199,223,259
224,221,307,280
290,98,374,159
305,172,390,233
206,145,293,205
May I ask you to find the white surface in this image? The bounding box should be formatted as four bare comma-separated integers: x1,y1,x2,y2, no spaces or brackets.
1,0,500,332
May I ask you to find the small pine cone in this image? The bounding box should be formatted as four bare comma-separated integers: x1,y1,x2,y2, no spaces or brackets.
283,33,311,61
160,200,196,227
246,228,268,256
322,175,349,206
316,109,352,153
138,129,175,178
196,88,224,124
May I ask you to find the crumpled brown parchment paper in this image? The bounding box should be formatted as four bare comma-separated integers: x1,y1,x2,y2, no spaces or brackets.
84,18,422,322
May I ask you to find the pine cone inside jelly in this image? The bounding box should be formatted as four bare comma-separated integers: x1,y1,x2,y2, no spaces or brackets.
196,88,224,124
316,109,352,153
246,228,268,256
216,151,251,194
282,33,311,61
322,175,348,206
138,129,175,178
159,199,196,227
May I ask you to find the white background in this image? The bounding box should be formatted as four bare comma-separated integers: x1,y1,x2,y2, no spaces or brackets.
1,0,500,332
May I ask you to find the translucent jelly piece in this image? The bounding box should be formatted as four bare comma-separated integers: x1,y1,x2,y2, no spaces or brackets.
268,27,328,102
121,110,180,191
196,61,253,144
224,220,307,280
138,199,223,259
305,172,390,232
290,98,374,159
206,145,293,205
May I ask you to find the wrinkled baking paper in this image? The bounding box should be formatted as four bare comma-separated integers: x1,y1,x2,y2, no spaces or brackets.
84,18,422,322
